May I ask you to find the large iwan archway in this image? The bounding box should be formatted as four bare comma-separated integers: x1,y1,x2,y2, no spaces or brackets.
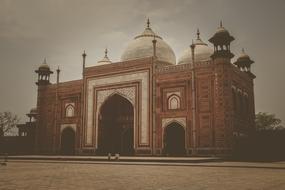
60,127,75,155
163,122,186,156
97,94,134,155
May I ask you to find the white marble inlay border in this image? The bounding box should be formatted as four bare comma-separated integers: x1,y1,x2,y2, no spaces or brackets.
95,87,136,149
85,70,149,146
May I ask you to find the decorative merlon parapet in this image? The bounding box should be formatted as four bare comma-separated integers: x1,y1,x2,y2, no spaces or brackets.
157,60,213,74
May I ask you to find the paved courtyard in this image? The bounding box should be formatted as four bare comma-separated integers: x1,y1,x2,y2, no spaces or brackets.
1,161,285,190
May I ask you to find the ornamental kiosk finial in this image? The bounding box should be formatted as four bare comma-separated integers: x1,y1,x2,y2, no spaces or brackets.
147,18,150,28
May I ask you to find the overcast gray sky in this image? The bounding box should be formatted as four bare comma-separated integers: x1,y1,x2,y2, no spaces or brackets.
0,0,285,124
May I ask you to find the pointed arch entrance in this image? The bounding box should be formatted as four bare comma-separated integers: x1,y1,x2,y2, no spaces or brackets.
97,94,134,155
60,127,75,155
163,122,186,156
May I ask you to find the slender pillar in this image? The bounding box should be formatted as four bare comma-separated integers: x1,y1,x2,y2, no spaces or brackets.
53,66,60,153
190,41,197,155
152,37,157,155
80,51,87,154
56,66,60,84
82,50,86,77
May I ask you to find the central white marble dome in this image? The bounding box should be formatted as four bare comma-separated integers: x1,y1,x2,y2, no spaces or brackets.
121,20,176,65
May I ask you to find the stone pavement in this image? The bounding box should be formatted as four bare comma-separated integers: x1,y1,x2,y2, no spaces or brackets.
1,161,285,190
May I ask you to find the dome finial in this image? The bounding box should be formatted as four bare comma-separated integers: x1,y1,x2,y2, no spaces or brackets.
147,18,150,28
190,39,195,49
82,50,86,57
56,65,60,83
104,48,108,58
242,48,245,53
197,28,200,39
97,48,112,65
43,58,47,64
220,20,223,28
152,35,157,58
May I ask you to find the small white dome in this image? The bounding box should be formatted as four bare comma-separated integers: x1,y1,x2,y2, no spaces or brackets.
121,19,176,65
39,58,51,70
30,107,38,114
178,30,213,65
97,49,112,66
238,48,250,59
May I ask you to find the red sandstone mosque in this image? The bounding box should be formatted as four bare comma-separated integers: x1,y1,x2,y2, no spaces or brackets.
21,19,256,156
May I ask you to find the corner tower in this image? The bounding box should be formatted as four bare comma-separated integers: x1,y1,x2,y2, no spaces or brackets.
208,22,235,153
234,48,256,79
35,58,53,86
34,58,53,153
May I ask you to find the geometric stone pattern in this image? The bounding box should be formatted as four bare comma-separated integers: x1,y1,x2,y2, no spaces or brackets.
96,87,136,111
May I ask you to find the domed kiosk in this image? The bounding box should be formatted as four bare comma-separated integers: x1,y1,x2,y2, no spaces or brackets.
234,48,254,71
121,19,176,65
35,58,53,86
178,29,213,64
97,49,112,66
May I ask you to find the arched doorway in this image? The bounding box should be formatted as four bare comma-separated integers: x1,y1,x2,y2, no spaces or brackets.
97,94,134,155
163,122,186,156
60,128,75,155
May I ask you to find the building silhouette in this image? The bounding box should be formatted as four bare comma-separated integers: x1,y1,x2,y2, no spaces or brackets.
21,20,256,156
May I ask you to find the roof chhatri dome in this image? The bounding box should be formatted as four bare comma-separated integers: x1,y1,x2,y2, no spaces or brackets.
39,58,51,71
97,48,112,65
216,21,230,35
30,107,38,114
121,19,176,65
234,48,254,68
178,29,213,65
209,21,234,45
238,48,250,59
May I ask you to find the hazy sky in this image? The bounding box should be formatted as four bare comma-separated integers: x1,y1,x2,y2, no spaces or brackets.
1,0,285,124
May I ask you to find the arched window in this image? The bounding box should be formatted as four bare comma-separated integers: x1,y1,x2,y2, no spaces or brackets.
168,95,181,110
65,104,75,117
